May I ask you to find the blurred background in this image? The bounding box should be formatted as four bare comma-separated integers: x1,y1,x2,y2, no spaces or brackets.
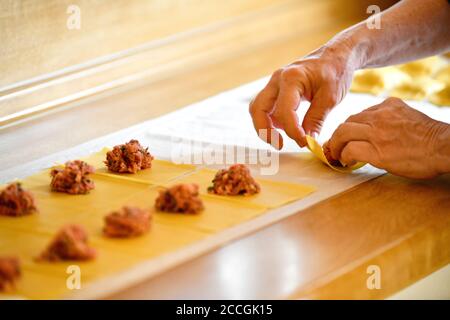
0,0,397,168
0,0,397,122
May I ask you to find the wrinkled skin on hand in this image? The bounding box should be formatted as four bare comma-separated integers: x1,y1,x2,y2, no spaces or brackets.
249,45,355,149
324,97,449,179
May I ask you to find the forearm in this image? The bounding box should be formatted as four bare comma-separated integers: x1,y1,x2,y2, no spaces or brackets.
322,0,450,70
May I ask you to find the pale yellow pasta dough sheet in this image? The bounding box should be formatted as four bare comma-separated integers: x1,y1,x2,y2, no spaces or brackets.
0,211,209,298
125,188,267,233
389,78,445,101
350,69,386,95
0,150,316,298
397,56,446,78
428,85,450,107
349,56,449,107
305,135,366,173
164,168,316,209
433,65,450,85
350,67,410,95
84,148,197,184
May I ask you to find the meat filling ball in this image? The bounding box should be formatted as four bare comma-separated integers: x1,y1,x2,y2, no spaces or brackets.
0,257,21,292
322,142,343,167
208,164,260,196
0,183,37,217
155,183,204,214
50,160,95,194
105,139,153,174
37,225,96,262
103,206,152,238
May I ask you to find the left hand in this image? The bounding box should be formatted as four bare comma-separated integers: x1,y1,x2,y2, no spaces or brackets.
324,97,448,179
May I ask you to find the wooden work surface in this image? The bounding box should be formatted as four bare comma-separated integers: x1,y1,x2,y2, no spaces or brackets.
1,0,448,299
108,174,450,299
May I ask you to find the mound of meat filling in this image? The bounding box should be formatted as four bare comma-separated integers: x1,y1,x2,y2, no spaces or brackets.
322,142,342,167
155,183,204,214
103,206,152,238
105,139,153,174
36,225,96,262
0,257,21,292
208,164,260,196
50,160,95,194
0,183,37,217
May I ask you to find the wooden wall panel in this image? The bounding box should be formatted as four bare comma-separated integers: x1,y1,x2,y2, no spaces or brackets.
0,0,398,126
0,0,278,88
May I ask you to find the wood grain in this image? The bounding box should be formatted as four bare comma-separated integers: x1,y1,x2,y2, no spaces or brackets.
0,0,360,123
0,0,278,88
108,174,450,299
0,22,357,170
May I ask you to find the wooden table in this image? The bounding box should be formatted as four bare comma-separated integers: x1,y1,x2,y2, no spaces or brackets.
109,174,450,299
1,0,448,299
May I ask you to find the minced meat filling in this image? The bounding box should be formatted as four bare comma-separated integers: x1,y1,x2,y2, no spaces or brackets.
208,164,260,196
37,225,96,262
155,183,204,214
0,183,37,217
105,139,153,173
0,257,21,292
50,160,95,194
322,142,343,167
103,206,152,238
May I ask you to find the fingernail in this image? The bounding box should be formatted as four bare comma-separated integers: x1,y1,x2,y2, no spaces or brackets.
272,141,282,150
309,131,318,139
341,160,355,167
298,139,306,148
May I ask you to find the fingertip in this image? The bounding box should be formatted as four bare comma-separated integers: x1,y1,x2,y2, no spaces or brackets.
340,158,357,167
297,126,307,148
302,111,325,141
296,134,307,148
309,130,318,140
269,129,283,150
278,136,284,150
256,127,283,150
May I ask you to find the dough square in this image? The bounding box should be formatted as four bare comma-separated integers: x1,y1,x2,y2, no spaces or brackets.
0,214,210,299
163,168,316,209
429,85,450,107
88,222,209,259
305,135,366,173
0,154,313,298
0,173,154,234
0,228,156,299
123,187,267,233
397,56,446,78
0,269,69,300
389,78,445,101
350,67,410,95
84,148,197,185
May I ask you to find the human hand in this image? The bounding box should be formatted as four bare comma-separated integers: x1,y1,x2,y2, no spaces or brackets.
249,44,357,149
324,97,450,179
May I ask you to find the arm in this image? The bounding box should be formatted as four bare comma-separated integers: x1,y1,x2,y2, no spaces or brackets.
340,0,450,68
249,0,450,148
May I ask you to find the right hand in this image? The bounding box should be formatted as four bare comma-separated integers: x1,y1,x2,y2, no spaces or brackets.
249,45,357,149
